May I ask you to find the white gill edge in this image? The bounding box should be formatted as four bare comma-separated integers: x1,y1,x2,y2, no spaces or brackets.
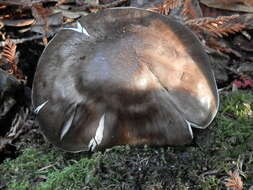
185,120,194,139
64,21,90,36
34,100,48,114
60,112,75,141
88,113,105,151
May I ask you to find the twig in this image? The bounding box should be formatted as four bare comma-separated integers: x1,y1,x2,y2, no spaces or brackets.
38,164,56,171
218,84,232,93
181,0,202,20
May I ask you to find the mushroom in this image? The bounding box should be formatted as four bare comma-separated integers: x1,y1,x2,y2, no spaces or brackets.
32,7,219,152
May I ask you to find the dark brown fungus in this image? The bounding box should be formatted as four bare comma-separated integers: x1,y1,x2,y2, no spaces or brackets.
32,8,219,152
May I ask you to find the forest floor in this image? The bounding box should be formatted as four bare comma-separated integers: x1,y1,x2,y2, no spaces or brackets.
0,0,253,190
0,91,252,190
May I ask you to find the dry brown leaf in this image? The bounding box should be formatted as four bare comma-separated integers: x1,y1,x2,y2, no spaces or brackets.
31,5,64,45
211,0,253,6
225,170,243,190
32,4,53,23
181,0,203,20
148,0,182,15
200,0,253,12
31,4,52,44
185,15,245,37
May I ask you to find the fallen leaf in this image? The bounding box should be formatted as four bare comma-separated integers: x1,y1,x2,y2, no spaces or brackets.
181,0,203,20
200,0,253,12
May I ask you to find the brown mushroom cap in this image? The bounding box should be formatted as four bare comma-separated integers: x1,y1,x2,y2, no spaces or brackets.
32,7,219,152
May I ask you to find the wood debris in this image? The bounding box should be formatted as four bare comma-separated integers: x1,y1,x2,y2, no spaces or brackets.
0,108,29,152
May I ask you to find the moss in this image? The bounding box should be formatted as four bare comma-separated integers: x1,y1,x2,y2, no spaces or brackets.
0,148,60,189
37,157,98,190
215,91,253,157
0,148,99,190
8,181,30,190
0,91,252,190
200,176,221,190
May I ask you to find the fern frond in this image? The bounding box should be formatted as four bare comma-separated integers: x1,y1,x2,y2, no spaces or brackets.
185,15,245,37
2,39,25,80
225,170,243,190
2,39,17,66
148,0,182,15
